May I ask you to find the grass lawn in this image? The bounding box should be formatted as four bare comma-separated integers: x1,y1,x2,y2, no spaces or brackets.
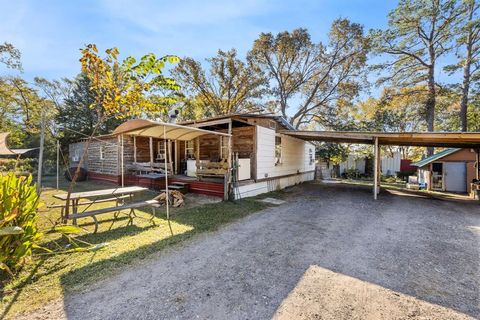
0,176,274,319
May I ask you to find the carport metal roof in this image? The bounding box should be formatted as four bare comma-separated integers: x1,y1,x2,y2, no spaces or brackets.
281,130,480,200
280,131,480,148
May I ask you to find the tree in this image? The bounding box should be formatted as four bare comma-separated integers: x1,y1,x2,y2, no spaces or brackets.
80,45,180,120
55,74,123,147
0,42,21,70
173,49,266,116
248,20,370,129
371,0,461,139
351,88,426,158
65,44,181,207
445,0,480,131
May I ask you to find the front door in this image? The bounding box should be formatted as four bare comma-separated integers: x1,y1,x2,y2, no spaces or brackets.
444,162,467,193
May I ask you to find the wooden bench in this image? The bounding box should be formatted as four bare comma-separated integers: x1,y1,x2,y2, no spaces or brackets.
196,161,228,181
129,162,173,175
69,200,160,233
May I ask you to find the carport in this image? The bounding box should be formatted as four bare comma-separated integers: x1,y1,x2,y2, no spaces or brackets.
281,131,480,199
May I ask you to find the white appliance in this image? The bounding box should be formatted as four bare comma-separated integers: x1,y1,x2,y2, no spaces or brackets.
237,158,251,181
186,159,197,177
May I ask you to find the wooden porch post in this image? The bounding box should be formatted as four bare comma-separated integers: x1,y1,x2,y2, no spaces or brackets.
195,137,200,176
226,120,232,201
174,141,179,174
120,134,124,187
167,139,172,173
149,137,154,169
476,148,480,180
133,136,137,163
373,137,379,200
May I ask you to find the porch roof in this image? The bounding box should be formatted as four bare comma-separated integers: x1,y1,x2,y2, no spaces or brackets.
112,119,230,141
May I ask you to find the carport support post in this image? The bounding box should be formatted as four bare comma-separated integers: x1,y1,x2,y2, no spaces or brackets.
373,137,380,200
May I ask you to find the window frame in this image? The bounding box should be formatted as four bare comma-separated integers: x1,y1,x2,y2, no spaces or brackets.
99,145,105,160
275,135,282,165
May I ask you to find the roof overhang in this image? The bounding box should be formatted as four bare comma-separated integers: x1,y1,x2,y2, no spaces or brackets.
280,131,480,148
112,119,230,141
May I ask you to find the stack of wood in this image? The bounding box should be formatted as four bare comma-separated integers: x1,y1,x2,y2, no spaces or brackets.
154,190,185,207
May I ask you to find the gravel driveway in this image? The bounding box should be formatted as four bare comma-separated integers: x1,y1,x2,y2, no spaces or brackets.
24,183,480,319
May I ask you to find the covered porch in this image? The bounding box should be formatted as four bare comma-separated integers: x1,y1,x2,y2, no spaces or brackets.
113,119,232,199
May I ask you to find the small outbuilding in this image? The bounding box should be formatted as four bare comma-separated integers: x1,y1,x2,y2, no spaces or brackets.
412,148,479,194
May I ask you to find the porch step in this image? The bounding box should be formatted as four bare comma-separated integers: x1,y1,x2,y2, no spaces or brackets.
160,184,188,194
171,182,189,187
167,185,184,190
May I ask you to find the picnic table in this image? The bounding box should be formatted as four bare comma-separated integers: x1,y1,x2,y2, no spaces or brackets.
53,186,150,228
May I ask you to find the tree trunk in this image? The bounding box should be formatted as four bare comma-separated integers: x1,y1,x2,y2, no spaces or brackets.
460,66,471,132
460,3,475,132
426,65,436,155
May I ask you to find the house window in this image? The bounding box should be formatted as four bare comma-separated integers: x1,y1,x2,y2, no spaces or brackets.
275,136,282,165
157,140,166,160
309,148,314,165
220,136,229,160
185,140,195,159
99,146,105,160
72,149,80,162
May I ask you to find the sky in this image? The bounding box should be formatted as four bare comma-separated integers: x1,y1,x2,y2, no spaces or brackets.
1,0,398,82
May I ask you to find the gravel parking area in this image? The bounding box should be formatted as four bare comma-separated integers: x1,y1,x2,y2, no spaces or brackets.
21,182,480,319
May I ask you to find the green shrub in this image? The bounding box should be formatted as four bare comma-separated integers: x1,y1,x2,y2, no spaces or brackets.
343,168,361,179
0,158,36,175
382,175,398,183
0,173,42,276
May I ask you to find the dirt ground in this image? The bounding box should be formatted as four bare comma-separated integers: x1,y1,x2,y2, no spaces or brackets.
18,182,480,319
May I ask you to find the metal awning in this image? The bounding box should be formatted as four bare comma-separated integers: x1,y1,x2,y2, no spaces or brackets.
0,132,38,156
112,119,230,141
281,131,480,148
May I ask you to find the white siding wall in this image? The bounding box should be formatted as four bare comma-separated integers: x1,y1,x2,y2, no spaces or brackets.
339,152,401,175
381,152,401,175
236,172,315,199
256,125,315,180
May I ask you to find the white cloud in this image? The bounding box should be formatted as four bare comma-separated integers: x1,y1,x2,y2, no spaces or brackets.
99,0,274,31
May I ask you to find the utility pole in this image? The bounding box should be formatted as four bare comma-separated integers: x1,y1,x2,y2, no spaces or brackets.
37,107,45,194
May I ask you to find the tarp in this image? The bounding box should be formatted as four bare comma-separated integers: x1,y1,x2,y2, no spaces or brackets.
0,132,37,156
112,119,230,141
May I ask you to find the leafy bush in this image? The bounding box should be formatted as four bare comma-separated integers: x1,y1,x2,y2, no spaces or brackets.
0,158,36,175
382,175,398,183
343,168,362,179
0,173,41,276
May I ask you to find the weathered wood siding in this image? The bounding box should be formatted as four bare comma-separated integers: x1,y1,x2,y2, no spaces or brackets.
198,134,220,160
87,137,119,175
256,125,315,180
